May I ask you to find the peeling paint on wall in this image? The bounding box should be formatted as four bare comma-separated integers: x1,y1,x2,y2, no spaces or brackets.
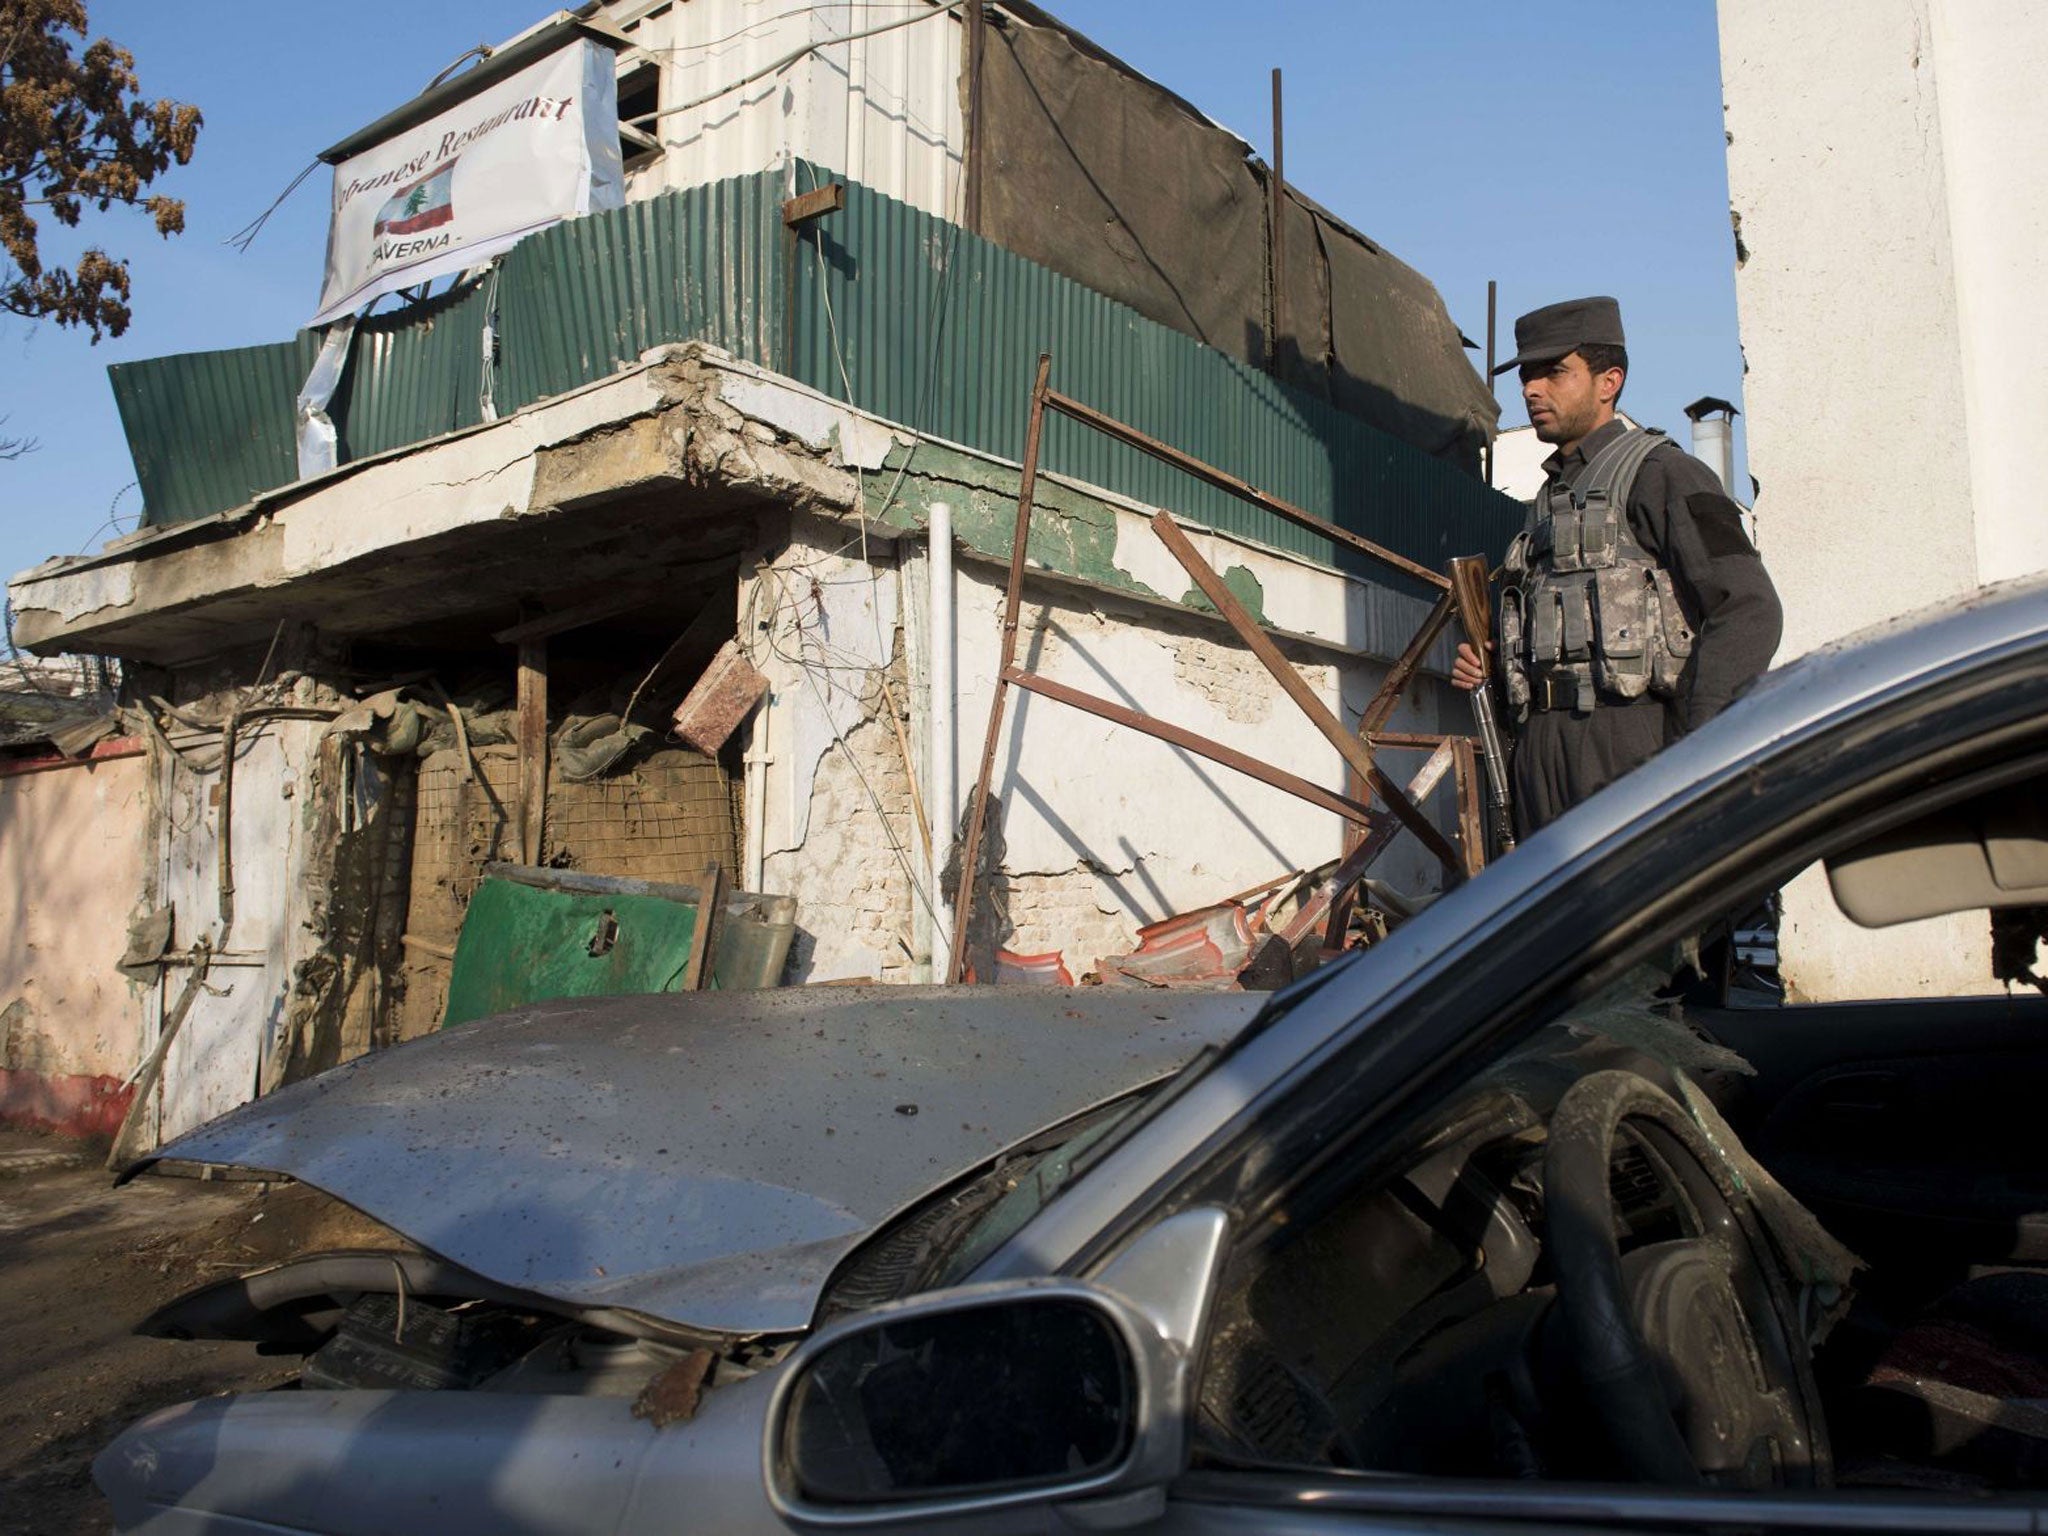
861,443,1153,603
1177,563,1267,624
999,868,1142,974
775,703,923,984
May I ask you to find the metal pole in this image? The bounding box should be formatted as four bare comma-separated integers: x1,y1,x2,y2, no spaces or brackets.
1485,279,1498,487
928,501,957,963
964,2,985,236
1006,667,1387,829
1270,67,1286,373
1046,389,1451,591
948,353,1053,983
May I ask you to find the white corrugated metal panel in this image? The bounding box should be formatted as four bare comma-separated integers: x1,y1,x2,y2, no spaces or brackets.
797,2,963,220
603,0,961,220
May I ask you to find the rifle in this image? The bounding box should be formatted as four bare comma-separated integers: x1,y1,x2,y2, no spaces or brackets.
1449,555,1517,853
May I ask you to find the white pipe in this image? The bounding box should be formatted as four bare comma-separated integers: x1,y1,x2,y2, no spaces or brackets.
743,697,771,894
928,502,957,958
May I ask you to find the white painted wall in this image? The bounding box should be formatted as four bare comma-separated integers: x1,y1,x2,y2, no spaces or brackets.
1927,1,2048,587
744,506,1467,986
1718,0,2048,999
0,754,150,1087
603,0,963,218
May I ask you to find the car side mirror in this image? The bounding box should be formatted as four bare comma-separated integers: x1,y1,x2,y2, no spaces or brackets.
766,1280,1192,1528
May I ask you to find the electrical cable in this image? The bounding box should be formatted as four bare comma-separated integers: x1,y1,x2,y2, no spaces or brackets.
630,1,938,60
623,0,965,131
750,563,943,934
224,159,320,254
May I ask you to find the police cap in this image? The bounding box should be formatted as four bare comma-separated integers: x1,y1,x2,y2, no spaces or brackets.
1492,296,1627,377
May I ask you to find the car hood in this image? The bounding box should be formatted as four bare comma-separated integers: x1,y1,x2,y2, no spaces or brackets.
133,986,1262,1335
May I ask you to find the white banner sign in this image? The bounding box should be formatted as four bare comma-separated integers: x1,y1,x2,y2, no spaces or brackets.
312,38,624,327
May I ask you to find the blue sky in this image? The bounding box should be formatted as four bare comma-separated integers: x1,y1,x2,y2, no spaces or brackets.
1,1,1741,593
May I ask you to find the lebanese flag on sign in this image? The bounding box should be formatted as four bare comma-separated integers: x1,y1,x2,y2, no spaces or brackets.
374,160,459,237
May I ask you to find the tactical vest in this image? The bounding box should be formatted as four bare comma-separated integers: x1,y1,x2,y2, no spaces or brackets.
1499,427,1695,715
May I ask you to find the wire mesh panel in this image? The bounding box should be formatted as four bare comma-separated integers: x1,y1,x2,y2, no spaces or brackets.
397,744,736,1039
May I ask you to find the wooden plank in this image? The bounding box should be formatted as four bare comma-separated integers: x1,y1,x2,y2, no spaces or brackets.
681,861,724,991
516,638,547,867
1150,510,1463,872
782,182,845,226
1452,738,1486,879
1370,731,1483,751
1406,739,1458,804
1356,590,1457,738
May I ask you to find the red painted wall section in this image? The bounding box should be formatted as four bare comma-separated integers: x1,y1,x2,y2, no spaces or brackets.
0,1068,136,1141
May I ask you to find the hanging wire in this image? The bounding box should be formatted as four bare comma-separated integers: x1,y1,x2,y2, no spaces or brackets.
633,2,938,60
624,0,965,131
223,159,320,254
750,562,943,932
75,481,139,552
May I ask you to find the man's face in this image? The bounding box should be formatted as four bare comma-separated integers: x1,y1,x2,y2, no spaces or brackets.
1520,351,1620,446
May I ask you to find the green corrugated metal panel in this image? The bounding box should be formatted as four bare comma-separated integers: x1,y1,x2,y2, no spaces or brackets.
787,169,1521,571
113,167,1515,567
335,277,491,459
109,333,319,527
494,173,783,410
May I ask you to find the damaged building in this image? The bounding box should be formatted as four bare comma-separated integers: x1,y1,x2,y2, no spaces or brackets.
4,0,1519,1150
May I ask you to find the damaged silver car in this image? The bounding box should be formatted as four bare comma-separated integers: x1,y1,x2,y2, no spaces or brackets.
99,574,2048,1533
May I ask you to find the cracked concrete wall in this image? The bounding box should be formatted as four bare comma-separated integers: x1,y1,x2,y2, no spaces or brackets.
1720,0,2046,1000
0,753,151,1134
745,490,1469,983
746,514,924,982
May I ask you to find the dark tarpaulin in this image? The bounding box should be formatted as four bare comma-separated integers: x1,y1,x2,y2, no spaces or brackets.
976,17,1270,361
1307,189,1494,462
974,6,1498,472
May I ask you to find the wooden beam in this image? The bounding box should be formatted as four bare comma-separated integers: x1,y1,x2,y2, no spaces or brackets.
782,182,845,227
681,861,724,990
492,585,668,645
516,638,547,866
1007,668,1388,830
1369,731,1483,751
1150,511,1464,872
1356,589,1457,739
1452,738,1485,879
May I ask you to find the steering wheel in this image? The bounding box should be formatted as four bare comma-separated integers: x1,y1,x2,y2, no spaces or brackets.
1543,1070,1830,1487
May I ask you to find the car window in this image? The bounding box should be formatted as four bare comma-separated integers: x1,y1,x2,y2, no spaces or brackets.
1185,844,2047,1500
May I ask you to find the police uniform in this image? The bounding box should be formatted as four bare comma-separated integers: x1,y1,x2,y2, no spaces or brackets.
1491,300,1782,835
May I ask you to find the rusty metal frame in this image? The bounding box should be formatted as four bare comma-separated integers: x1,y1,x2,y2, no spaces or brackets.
947,354,1490,982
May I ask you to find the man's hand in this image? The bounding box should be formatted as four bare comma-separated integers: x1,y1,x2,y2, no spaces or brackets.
1452,640,1493,692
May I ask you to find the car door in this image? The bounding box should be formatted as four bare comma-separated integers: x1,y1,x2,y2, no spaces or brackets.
975,590,2048,1533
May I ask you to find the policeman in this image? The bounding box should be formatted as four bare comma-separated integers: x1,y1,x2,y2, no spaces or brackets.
1453,297,1781,836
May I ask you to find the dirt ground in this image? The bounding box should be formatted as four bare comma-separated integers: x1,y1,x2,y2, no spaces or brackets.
0,1128,400,1535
